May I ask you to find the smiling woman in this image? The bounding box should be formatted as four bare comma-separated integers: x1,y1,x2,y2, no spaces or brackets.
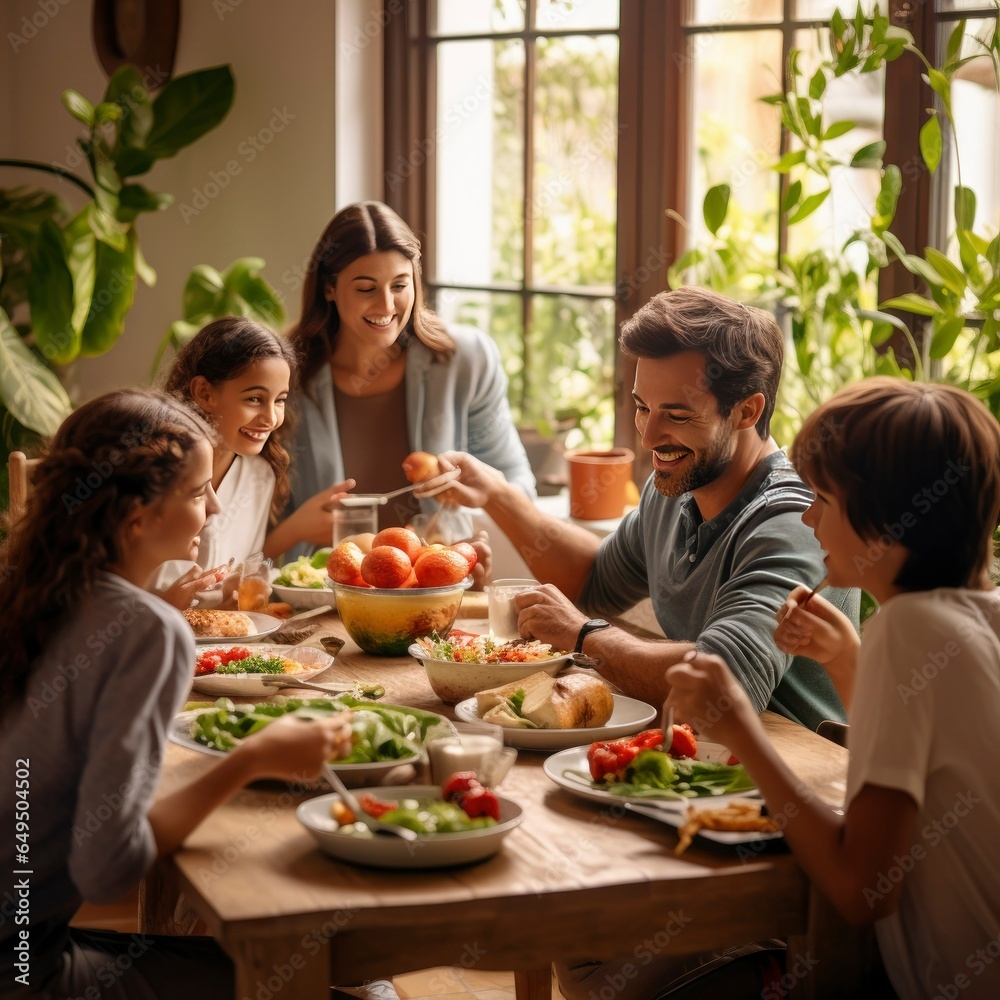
284,200,536,544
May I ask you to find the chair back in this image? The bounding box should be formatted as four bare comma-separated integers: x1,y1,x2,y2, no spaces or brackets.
7,451,40,524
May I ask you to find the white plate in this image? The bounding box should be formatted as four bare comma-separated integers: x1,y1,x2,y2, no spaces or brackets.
168,705,453,785
297,785,523,869
622,801,784,847
454,695,657,752
542,746,760,812
192,611,283,644
191,644,334,696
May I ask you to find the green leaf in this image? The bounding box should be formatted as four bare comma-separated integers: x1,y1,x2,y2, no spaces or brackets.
872,165,902,234
946,19,967,64
878,293,941,318
702,184,731,236
0,307,73,436
856,308,911,346
926,68,953,121
923,248,967,297
954,185,976,231
132,234,157,287
773,149,806,173
116,183,173,222
957,230,985,286
87,203,128,251
823,120,856,141
850,139,886,169
61,89,95,126
80,235,135,357
787,188,830,225
94,101,123,124
809,69,827,100
919,115,942,173
143,66,235,161
182,264,226,322
63,208,96,335
27,221,79,365
782,179,803,215
987,235,1000,275
930,315,966,359
224,261,285,326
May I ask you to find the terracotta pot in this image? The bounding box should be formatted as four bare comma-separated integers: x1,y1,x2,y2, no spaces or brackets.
565,448,635,520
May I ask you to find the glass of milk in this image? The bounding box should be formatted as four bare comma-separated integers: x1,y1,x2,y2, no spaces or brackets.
427,722,517,787
485,578,540,639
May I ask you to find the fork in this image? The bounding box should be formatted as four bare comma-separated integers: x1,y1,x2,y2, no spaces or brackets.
659,704,675,752
338,468,462,507
321,763,418,841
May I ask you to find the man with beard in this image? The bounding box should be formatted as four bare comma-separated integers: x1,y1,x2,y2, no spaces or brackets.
430,286,855,732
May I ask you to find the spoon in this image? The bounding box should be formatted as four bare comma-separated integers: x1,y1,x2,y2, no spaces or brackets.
321,763,418,841
338,468,461,507
801,575,828,609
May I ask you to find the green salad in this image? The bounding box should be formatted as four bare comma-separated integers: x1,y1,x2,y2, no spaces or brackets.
189,694,453,762
595,750,756,800
274,549,332,589
340,798,495,837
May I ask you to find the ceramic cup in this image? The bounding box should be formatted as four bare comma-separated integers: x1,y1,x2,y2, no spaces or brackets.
485,578,540,639
427,721,517,787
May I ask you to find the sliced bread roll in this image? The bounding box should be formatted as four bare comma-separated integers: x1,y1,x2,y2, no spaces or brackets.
475,671,557,715
520,673,614,729
182,608,254,638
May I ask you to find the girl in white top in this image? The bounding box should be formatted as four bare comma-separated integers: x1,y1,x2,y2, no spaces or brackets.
158,317,354,602
667,379,1000,1000
0,389,352,998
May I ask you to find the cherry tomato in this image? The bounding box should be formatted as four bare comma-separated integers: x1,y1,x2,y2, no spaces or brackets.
460,786,500,821
668,723,699,759
441,771,482,803
358,793,398,819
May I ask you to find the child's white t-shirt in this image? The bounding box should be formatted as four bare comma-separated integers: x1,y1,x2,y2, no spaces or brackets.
197,453,275,569
847,588,1000,1000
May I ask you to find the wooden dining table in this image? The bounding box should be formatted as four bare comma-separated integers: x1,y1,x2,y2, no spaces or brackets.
141,594,871,999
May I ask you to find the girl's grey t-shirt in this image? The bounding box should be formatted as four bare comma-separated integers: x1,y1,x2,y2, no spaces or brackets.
0,574,193,986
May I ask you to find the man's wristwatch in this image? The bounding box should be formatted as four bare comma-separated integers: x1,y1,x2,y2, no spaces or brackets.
574,618,611,654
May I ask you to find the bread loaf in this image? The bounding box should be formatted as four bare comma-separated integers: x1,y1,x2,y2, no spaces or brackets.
478,671,614,730
182,608,255,638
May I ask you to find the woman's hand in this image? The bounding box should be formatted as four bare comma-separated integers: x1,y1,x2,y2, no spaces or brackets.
774,585,857,663
665,650,758,749
233,712,354,783
156,563,230,610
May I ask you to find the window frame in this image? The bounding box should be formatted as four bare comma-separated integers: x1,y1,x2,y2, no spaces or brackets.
384,0,950,464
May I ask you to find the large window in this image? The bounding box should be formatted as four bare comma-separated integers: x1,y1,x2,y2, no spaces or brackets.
385,0,998,456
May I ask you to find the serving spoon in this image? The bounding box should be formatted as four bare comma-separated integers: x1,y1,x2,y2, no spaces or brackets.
259,676,385,700
338,468,461,507
321,763,418,841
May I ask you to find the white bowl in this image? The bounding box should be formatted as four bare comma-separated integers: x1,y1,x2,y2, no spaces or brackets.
297,785,523,868
409,644,570,705
270,582,336,611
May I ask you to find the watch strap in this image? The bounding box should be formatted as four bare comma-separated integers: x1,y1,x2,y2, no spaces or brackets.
574,618,611,654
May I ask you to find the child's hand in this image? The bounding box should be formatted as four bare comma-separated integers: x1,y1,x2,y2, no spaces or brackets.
156,563,230,610
288,479,358,547
233,712,354,783
665,650,757,749
774,585,856,663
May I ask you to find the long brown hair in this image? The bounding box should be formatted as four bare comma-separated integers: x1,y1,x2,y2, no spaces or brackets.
0,389,214,709
162,317,295,522
287,201,454,388
791,378,1000,591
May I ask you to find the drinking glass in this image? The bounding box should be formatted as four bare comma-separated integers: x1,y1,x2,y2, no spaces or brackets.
486,578,540,639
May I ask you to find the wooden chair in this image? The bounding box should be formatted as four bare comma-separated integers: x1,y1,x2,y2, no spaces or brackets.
7,451,39,523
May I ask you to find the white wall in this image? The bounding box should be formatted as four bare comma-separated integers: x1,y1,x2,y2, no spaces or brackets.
1,0,384,400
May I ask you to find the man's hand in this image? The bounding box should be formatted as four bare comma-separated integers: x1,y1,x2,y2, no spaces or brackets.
665,650,758,748
420,452,507,508
512,582,589,652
